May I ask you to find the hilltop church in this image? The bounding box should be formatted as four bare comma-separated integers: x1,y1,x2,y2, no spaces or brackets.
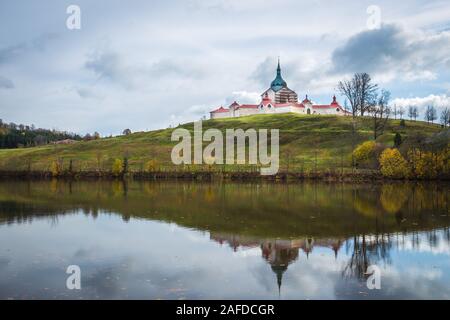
210,59,350,119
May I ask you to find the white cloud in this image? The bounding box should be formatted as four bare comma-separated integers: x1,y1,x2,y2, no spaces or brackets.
392,94,450,113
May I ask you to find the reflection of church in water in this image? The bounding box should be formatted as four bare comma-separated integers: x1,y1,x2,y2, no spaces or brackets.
211,232,344,294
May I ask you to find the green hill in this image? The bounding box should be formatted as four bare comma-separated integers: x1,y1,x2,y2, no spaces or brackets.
0,114,444,174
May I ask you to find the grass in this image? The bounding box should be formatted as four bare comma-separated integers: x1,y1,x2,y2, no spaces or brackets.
0,113,443,173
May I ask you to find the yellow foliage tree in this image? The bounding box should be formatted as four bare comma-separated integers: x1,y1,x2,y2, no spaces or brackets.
353,141,376,163
379,148,410,179
408,149,448,179
145,159,159,172
50,160,61,177
112,158,124,176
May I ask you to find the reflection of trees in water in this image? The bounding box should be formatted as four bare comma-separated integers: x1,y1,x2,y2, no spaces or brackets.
342,234,392,281
342,227,450,281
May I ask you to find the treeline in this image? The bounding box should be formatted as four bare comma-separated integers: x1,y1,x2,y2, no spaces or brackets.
0,119,82,149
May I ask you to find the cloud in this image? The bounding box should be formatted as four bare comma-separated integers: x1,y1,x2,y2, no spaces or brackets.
331,24,450,81
76,87,102,99
84,49,205,90
85,51,126,83
0,76,14,89
227,91,261,104
392,94,450,114
0,33,58,65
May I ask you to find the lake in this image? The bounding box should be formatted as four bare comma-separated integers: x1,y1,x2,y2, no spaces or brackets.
0,180,448,299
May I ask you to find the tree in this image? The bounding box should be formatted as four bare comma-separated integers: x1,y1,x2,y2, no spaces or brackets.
338,77,359,117
353,141,376,164
357,73,378,116
440,107,449,127
93,132,101,140
398,107,405,119
370,89,391,139
392,105,398,120
123,128,132,136
379,148,410,179
112,159,123,177
394,132,402,147
425,105,437,124
338,73,378,117
413,106,419,121
408,106,415,120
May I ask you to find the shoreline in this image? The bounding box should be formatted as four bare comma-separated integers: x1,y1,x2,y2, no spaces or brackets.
0,170,448,182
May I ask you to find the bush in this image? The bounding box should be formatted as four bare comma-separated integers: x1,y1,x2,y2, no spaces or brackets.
400,119,406,127
145,159,159,172
407,149,448,179
353,141,376,164
379,148,410,179
112,158,124,176
50,160,61,177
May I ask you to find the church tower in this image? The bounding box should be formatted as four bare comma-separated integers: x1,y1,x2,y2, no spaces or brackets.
261,58,298,104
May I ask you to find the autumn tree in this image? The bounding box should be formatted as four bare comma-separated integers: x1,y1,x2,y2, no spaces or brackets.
379,148,410,179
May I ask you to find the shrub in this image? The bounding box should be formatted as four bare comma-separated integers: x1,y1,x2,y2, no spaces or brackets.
50,160,61,177
353,141,376,164
407,149,448,179
112,158,124,176
400,119,406,127
145,159,159,172
379,148,410,178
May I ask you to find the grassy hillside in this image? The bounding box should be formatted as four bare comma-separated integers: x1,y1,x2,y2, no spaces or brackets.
0,114,443,173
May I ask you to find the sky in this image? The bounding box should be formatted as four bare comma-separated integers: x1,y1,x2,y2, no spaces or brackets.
0,0,450,135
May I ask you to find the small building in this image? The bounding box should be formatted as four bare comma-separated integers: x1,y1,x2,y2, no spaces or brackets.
210,59,351,119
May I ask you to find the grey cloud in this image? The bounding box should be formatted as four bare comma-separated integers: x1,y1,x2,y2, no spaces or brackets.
331,24,450,76
0,33,58,65
76,87,101,99
148,59,204,79
250,57,281,88
85,49,205,90
85,52,124,82
0,76,14,89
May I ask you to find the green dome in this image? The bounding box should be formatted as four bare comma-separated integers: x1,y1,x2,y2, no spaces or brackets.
270,60,287,92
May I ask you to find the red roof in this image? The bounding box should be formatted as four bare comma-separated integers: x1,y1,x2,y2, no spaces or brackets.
228,101,240,108
210,106,229,113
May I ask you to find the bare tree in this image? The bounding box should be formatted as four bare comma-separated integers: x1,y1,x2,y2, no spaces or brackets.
338,73,378,117
338,77,359,117
357,73,378,116
398,106,405,119
370,89,391,139
413,106,419,121
408,106,414,120
440,107,450,127
425,105,437,124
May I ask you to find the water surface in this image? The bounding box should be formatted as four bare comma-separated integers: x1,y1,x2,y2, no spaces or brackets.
0,180,449,299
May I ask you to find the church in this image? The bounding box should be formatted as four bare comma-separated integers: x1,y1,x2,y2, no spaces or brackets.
210,59,350,119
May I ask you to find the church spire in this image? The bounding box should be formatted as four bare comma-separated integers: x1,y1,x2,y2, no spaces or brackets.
270,57,287,92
